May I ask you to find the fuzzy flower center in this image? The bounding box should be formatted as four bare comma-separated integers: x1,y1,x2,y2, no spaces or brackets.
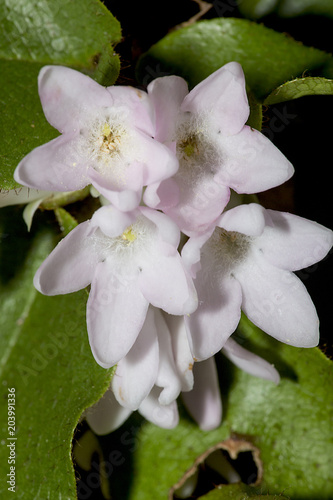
204,226,252,272
175,116,222,189
78,112,133,186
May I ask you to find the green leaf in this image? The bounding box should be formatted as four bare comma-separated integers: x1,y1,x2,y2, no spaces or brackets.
136,18,333,102
203,483,289,499
0,0,121,191
0,208,114,498
106,315,333,499
264,76,333,105
238,0,333,20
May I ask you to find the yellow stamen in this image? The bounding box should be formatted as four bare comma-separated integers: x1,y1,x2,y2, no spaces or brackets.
122,226,136,243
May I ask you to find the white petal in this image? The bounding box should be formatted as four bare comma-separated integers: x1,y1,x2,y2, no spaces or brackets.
165,314,194,392
182,358,222,431
111,307,159,410
138,386,179,429
181,62,249,136
85,388,132,435
185,273,242,360
38,65,114,133
87,261,149,368
237,253,320,347
214,125,294,193
154,310,182,405
223,337,280,384
218,202,268,236
34,221,99,295
148,75,189,143
257,210,333,271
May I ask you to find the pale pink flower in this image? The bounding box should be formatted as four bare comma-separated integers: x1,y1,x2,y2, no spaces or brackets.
182,203,333,360
144,62,294,235
86,312,279,434
14,66,178,212
34,205,198,368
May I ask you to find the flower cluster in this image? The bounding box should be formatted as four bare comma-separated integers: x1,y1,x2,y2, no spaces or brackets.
14,63,333,432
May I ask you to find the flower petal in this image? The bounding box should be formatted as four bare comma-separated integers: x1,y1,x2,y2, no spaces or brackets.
165,314,194,392
88,168,142,212
33,221,99,295
182,358,222,431
85,388,132,435
111,307,159,410
163,176,230,236
147,75,189,143
237,254,319,347
256,210,333,271
185,274,242,360
223,337,280,384
218,202,268,237
106,85,155,136
87,260,149,368
14,133,88,192
138,245,198,315
181,62,249,136
214,125,294,193
138,386,179,429
38,65,113,133
154,310,182,405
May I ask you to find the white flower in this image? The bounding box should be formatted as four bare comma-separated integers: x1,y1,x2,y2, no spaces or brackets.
182,203,333,360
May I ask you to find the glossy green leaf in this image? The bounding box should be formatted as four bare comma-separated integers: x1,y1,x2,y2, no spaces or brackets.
136,18,333,101
0,209,114,498
0,0,121,190
105,315,333,499
264,76,333,104
238,0,333,20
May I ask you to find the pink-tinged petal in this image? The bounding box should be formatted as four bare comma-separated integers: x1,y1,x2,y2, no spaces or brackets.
218,203,269,237
164,177,230,237
88,168,142,212
185,274,242,360
90,205,136,238
256,210,333,271
154,310,182,405
34,221,99,295
139,206,180,248
236,254,319,347
215,126,294,193
182,358,222,431
147,75,189,142
138,246,198,315
134,130,179,185
87,261,149,368
223,338,280,384
165,314,194,392
181,230,214,278
106,85,155,136
181,62,249,136
143,178,180,210
85,389,132,435
111,307,159,410
38,66,113,133
138,386,179,429
14,133,88,191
